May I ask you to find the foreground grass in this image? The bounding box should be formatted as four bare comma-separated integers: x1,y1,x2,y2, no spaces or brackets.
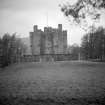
0,61,105,105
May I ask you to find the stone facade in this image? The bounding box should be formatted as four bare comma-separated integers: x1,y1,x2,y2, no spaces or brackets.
30,24,67,55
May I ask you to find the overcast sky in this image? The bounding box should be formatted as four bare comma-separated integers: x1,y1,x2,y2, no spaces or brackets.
0,0,105,45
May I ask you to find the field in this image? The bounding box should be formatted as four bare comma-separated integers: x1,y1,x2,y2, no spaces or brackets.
0,61,105,105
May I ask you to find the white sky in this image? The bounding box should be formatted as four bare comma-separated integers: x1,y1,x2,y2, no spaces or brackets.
0,0,105,45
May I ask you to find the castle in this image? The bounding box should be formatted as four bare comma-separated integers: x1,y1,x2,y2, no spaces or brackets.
30,24,67,55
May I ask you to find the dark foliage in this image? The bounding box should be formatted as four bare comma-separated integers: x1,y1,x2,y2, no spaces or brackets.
60,0,105,29
81,27,105,60
0,33,27,68
60,0,105,21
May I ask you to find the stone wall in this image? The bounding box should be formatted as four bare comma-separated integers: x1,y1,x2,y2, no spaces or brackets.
17,54,78,62
0,54,78,67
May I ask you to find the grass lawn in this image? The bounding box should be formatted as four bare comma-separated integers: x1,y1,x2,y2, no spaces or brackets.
0,61,105,105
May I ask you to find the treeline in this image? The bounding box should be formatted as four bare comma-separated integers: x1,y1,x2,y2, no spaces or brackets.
0,33,27,67
81,27,105,61
0,27,105,67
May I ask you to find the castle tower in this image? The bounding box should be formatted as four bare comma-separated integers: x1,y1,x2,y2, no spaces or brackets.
30,25,41,55
30,24,67,55
58,24,62,31
33,25,37,32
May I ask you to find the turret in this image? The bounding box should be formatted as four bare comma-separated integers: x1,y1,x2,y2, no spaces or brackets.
33,25,38,32
58,24,62,31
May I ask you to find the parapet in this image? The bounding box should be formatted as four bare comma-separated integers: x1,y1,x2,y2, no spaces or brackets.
63,30,67,35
